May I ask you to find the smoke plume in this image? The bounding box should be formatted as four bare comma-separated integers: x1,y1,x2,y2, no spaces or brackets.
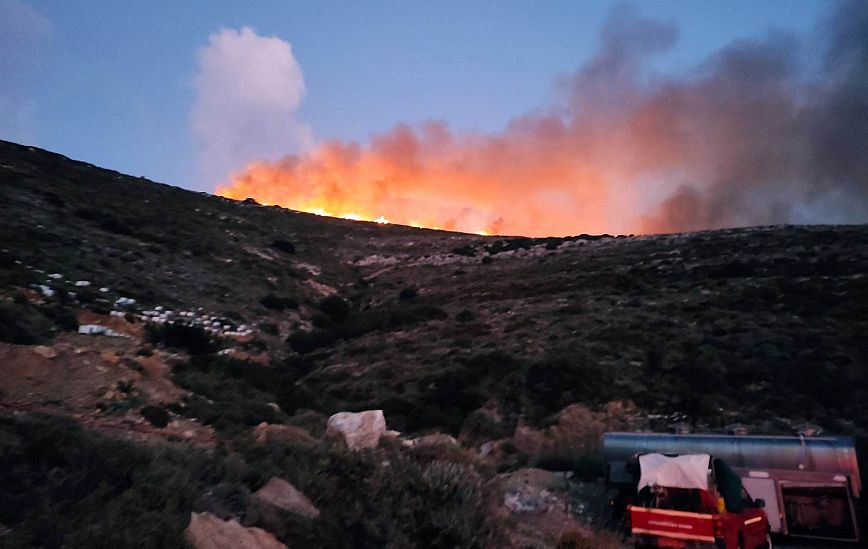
192,27,310,191
217,3,868,236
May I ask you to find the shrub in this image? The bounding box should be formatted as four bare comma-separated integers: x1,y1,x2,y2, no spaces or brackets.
398,286,418,301
141,405,170,428
270,239,296,254
259,322,279,335
38,303,79,331
0,413,236,548
238,440,499,548
451,245,476,257
455,309,475,322
310,312,335,329
145,323,217,355
319,295,350,322
0,302,55,344
287,328,336,354
335,304,448,340
259,294,298,312
172,359,285,433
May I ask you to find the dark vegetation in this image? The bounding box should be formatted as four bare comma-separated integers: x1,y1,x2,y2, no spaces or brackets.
0,301,77,344
145,323,217,355
270,239,296,254
259,294,298,311
0,413,497,548
0,414,230,548
140,405,170,428
2,140,868,543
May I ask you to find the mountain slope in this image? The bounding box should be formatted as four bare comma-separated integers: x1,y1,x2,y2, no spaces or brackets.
3,138,868,434
1,139,867,546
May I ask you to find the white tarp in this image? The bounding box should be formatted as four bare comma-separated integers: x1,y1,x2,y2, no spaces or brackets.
638,453,711,492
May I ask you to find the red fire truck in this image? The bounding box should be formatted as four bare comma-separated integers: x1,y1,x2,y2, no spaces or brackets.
627,453,772,548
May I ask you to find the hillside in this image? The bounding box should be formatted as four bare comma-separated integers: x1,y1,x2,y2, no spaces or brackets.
1,138,867,547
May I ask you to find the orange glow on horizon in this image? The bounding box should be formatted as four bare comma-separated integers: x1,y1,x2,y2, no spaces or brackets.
213,122,629,237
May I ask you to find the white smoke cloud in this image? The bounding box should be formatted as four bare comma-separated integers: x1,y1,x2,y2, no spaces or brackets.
191,26,311,191
0,0,51,143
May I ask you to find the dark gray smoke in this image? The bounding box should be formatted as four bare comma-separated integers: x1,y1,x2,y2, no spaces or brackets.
222,2,868,236
631,1,868,232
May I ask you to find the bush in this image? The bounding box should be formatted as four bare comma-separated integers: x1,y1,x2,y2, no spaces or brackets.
398,286,418,301
270,239,296,254
319,295,350,322
141,405,170,428
287,328,336,354
172,359,285,433
455,309,475,322
145,323,217,355
259,322,279,335
451,245,476,257
335,304,449,340
0,302,55,344
259,294,298,312
0,413,236,548
238,440,499,548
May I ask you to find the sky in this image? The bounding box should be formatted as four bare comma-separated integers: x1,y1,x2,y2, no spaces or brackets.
2,0,866,236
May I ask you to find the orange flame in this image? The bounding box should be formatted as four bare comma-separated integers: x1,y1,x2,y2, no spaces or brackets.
215,122,635,237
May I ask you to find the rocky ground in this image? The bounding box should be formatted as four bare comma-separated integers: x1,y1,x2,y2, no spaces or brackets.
1,139,866,547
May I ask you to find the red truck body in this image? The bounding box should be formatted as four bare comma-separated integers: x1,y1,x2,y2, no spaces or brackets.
628,502,770,548
625,453,771,548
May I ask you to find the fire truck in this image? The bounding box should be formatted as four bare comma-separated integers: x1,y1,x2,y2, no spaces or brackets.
626,452,771,548
605,432,862,544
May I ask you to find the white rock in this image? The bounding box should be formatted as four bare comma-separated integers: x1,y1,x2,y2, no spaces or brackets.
74,280,91,287
326,410,387,450
78,324,107,335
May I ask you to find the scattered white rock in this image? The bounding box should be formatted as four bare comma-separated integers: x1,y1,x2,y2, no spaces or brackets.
37,284,55,297
48,273,63,279
74,280,91,287
78,324,126,337
326,410,387,450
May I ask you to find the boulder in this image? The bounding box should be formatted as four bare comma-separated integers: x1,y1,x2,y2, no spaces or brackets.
184,511,286,549
32,345,57,359
325,410,386,449
403,433,459,448
252,422,316,447
252,477,320,520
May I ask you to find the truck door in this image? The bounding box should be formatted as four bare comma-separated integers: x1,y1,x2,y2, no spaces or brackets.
742,477,781,533
738,487,769,548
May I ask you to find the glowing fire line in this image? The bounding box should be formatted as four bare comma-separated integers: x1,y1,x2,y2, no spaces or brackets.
221,193,491,234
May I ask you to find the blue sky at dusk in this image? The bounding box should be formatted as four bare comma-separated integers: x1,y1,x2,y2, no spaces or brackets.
3,1,831,191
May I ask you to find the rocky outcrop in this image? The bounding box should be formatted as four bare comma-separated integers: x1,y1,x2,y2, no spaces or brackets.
249,477,319,539
403,433,459,448
325,410,386,449
184,511,286,549
253,422,317,446
252,477,320,520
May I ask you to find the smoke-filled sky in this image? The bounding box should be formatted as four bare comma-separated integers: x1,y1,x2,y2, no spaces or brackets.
2,1,866,235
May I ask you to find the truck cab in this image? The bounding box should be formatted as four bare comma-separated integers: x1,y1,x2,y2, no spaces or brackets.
627,453,771,549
